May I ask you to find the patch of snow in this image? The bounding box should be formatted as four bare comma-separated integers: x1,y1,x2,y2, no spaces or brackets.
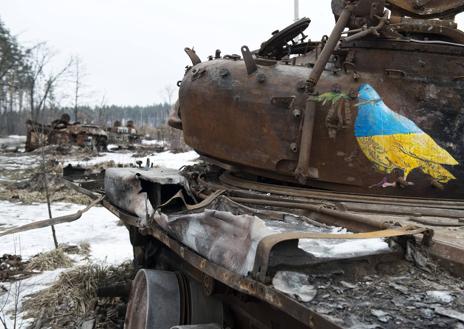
272,271,317,303
106,144,120,151
65,150,199,170
141,139,166,146
0,269,64,329
0,135,26,146
0,149,198,172
0,201,133,264
298,237,390,259
8,135,25,140
0,201,134,326
298,226,390,259
371,309,391,323
265,218,390,259
0,154,40,170
426,291,454,304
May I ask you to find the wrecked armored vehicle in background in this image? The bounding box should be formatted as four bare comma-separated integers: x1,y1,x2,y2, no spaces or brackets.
64,0,464,328
26,114,108,152
107,120,142,146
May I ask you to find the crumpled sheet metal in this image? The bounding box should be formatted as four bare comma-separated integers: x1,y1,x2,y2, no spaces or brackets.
104,167,187,220
151,195,392,276
105,168,154,219
153,197,275,276
103,167,392,276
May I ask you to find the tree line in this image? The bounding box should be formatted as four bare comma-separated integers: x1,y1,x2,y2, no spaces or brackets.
60,104,171,129
0,18,171,136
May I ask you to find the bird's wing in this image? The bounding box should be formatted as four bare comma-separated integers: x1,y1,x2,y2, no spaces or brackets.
393,133,459,166
356,136,396,173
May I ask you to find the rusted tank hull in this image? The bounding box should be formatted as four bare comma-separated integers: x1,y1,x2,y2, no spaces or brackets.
26,120,108,152
178,40,464,199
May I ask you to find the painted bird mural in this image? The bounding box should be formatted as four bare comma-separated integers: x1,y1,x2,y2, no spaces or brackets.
355,84,458,184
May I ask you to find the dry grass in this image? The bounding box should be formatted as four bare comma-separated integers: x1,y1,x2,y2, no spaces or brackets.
78,242,91,256
58,242,91,256
23,262,134,328
25,248,74,272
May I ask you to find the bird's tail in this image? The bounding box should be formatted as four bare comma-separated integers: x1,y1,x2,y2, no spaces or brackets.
420,162,456,183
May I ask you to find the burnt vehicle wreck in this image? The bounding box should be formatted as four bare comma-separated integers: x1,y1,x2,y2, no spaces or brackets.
26,114,108,152
64,0,464,328
175,0,464,199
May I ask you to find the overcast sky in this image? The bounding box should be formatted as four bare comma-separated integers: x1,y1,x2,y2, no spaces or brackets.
2,1,463,106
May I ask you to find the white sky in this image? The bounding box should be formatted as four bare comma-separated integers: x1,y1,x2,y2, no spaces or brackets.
1,1,464,106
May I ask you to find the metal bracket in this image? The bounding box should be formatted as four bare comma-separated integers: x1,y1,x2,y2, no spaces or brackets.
185,47,202,66
241,45,258,75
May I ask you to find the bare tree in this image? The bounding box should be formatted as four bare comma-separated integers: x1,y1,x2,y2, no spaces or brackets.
163,85,175,105
25,43,72,121
25,44,72,249
71,55,87,122
96,93,107,126
153,85,176,127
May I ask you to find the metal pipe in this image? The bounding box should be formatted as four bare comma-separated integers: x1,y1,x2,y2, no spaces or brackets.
228,195,391,230
294,97,317,183
294,0,300,21
342,11,388,43
307,4,353,91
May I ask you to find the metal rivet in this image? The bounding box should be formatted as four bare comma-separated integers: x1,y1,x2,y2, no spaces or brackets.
290,143,298,153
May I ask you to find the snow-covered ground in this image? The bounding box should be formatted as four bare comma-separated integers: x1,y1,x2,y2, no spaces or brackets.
0,201,132,263
65,150,199,169
141,139,167,146
0,148,198,176
0,154,40,171
1,269,64,328
0,135,26,147
0,201,133,327
0,149,198,326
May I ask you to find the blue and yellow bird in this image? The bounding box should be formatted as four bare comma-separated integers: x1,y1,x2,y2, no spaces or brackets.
355,84,458,184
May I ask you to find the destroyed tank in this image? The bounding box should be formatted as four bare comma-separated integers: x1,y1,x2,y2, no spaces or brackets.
63,1,464,328
171,0,464,199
